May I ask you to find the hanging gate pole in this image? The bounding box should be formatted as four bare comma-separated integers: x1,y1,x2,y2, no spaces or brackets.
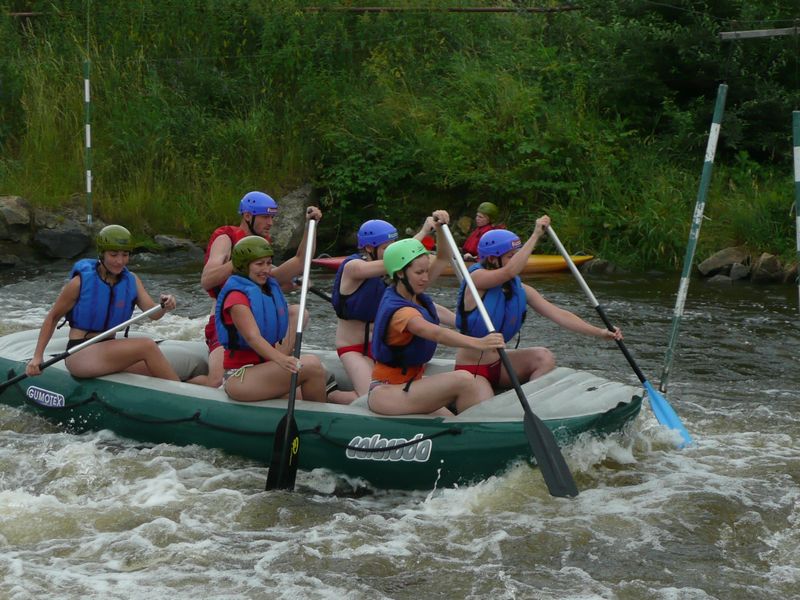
793,112,800,312
659,84,727,395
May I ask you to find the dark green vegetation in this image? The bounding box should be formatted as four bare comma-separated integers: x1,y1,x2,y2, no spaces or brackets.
1,1,798,268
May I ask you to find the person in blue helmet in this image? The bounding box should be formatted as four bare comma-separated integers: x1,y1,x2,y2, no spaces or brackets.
195,191,322,388
26,225,184,382
454,215,622,387
367,220,506,417
331,211,453,399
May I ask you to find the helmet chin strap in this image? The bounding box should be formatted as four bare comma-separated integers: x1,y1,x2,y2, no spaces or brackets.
398,269,416,297
246,216,257,235
97,255,114,282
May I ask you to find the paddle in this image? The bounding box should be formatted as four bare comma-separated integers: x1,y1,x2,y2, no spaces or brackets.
266,217,317,491
292,277,332,304
546,226,693,447
440,223,579,498
0,302,166,395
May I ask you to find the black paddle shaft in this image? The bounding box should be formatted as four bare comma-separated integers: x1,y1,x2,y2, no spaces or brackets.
265,333,303,491
592,304,648,384
439,222,578,498
0,351,68,394
496,347,579,498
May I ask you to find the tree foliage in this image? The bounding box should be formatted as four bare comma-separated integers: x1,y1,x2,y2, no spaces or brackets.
0,0,797,266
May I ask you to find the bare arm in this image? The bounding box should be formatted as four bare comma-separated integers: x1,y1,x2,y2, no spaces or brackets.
201,235,234,292
525,284,622,340
272,206,321,286
406,315,504,351
229,305,300,373
427,210,451,283
342,256,389,280
25,277,81,374
132,274,175,320
434,303,456,328
470,215,550,292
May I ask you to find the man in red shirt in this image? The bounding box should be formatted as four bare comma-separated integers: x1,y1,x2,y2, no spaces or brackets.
195,191,315,388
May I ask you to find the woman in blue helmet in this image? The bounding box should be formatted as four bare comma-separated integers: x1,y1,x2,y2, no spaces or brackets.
454,215,622,387
331,212,449,398
25,225,184,381
367,215,506,417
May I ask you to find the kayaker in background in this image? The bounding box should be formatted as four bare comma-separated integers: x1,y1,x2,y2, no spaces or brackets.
367,222,506,417
216,235,330,403
331,212,454,399
454,216,623,387
197,191,312,389
461,201,502,262
25,225,184,381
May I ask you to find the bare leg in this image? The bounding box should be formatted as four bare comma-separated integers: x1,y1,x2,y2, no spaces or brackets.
497,347,556,386
223,353,327,403
368,370,494,416
65,338,180,380
186,346,224,387
339,351,375,397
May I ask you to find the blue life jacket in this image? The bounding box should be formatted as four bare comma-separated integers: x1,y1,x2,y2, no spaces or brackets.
215,275,289,352
67,259,138,332
330,254,387,322
456,263,527,342
372,287,439,369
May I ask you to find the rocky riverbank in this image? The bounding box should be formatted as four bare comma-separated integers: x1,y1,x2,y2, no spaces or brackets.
0,192,797,285
0,186,318,268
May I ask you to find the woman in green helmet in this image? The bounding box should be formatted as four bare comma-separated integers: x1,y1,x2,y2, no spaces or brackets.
215,235,331,403
367,211,505,417
26,225,184,381
461,201,501,261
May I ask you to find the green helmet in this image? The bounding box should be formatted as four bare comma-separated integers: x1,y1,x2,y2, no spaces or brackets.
383,238,429,278
476,201,499,222
232,235,274,274
96,224,133,253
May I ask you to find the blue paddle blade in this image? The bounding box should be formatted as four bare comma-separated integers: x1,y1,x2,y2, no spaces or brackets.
643,380,693,448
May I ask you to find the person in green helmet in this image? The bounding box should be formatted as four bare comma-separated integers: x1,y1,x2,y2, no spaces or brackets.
461,201,502,261
367,213,506,417
195,197,323,388
215,235,335,403
26,225,185,382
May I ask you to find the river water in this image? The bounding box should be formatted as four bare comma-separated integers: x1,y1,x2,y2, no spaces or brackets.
0,253,798,599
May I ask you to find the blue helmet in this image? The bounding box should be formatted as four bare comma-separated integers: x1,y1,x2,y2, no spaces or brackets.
357,219,398,248
239,191,278,216
478,229,521,259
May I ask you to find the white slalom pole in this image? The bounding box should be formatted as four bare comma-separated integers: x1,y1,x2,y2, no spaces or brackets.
793,111,800,312
660,84,727,395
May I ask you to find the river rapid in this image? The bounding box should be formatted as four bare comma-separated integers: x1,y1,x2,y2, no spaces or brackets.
0,254,798,600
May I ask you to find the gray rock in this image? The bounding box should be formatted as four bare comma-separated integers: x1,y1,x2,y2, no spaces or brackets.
0,254,19,267
33,220,92,259
697,246,750,276
0,196,32,243
707,274,733,285
270,184,317,260
729,262,750,281
782,262,798,285
580,258,622,275
751,253,783,284
154,234,199,251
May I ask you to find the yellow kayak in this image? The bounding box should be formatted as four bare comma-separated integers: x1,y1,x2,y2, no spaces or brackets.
312,254,594,275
